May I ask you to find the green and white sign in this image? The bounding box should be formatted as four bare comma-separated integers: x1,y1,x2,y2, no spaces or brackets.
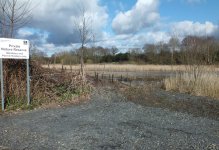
0,38,29,59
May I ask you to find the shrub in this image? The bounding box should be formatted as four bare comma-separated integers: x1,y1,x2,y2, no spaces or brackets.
0,60,92,111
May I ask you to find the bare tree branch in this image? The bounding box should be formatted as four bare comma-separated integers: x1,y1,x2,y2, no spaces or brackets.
0,0,34,38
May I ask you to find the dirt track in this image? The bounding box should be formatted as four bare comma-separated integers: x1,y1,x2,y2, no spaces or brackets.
0,86,219,150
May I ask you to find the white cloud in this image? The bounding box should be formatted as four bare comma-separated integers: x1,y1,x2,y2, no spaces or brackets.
98,20,219,51
94,31,170,51
16,0,218,55
17,28,34,37
112,0,160,34
37,43,75,56
145,31,171,43
21,0,108,46
172,21,218,37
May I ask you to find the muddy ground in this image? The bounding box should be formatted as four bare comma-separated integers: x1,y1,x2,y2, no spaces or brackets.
0,82,219,150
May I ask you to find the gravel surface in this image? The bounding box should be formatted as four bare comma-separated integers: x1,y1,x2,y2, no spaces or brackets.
0,86,219,150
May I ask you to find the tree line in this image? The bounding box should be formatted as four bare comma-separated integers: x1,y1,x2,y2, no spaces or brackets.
34,35,219,65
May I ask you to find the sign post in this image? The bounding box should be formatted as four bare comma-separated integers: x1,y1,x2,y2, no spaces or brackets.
0,58,4,111
0,38,30,111
26,59,30,105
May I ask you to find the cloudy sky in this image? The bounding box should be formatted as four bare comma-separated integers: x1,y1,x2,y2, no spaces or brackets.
16,0,219,55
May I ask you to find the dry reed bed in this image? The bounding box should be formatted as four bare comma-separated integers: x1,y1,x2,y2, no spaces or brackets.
43,63,219,100
164,71,219,99
43,64,219,72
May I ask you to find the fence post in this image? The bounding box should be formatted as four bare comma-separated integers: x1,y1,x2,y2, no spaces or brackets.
97,73,99,81
112,74,114,83
70,62,72,73
95,72,98,81
61,60,64,72
129,76,132,86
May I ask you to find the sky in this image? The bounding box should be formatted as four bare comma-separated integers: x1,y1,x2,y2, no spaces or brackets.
15,0,219,56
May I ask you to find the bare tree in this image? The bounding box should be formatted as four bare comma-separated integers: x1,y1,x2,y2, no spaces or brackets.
168,36,180,65
203,36,217,65
0,0,6,37
73,6,92,78
0,0,32,38
110,46,119,56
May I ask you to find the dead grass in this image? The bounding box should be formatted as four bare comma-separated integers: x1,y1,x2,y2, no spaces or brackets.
0,61,92,112
43,64,219,72
164,71,219,99
43,64,185,72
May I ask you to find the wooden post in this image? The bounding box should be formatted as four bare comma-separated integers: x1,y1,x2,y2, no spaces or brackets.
95,72,97,81
70,61,72,73
112,74,114,83
97,73,99,81
61,60,64,72
121,75,123,81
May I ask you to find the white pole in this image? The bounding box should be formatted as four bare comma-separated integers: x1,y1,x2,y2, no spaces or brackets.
27,59,30,105
0,58,4,111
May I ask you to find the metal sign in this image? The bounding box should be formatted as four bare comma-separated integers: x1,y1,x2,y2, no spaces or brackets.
0,38,29,59
0,38,30,111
